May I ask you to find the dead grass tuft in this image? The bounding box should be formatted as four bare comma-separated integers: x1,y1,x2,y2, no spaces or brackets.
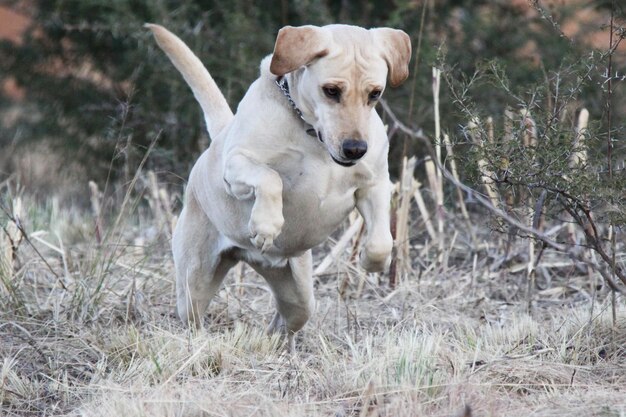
1,168,625,416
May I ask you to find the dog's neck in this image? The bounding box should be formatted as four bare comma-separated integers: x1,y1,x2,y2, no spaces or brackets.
275,76,318,138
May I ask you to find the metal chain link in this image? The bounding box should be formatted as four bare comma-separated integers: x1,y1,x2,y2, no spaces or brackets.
275,77,318,138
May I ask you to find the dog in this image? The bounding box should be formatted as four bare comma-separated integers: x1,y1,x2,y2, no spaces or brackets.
146,23,411,349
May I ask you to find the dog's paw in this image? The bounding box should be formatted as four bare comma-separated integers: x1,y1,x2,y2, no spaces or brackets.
250,231,276,252
359,243,392,273
248,210,284,252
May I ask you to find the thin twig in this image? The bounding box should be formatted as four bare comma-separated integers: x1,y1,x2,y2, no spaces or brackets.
607,3,614,180
0,204,66,289
606,0,618,327
404,0,429,159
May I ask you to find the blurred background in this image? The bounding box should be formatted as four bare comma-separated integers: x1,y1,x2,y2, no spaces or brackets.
0,0,624,206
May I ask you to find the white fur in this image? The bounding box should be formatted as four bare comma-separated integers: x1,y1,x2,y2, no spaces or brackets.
147,23,410,350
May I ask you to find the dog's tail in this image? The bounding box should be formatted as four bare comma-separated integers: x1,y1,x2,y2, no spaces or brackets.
145,23,233,139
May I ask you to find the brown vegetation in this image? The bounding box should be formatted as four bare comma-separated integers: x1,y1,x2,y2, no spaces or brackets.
1,2,625,416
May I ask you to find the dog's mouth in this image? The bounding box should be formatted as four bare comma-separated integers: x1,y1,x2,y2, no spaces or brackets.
317,131,356,167
331,155,356,167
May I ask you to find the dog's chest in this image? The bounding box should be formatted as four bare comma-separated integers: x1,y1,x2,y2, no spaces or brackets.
281,157,360,206
274,162,361,250
287,173,356,214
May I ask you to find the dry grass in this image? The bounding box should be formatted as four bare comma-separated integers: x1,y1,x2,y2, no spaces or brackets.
1,175,625,417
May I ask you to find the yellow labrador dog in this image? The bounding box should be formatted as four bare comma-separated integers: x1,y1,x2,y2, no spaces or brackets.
147,23,411,348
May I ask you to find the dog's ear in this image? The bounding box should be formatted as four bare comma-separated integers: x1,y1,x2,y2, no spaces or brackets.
371,28,412,87
270,26,329,76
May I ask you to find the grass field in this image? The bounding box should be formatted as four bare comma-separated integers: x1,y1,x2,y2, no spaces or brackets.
1,176,624,417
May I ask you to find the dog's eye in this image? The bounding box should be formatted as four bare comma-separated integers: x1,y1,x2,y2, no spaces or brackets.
322,86,341,101
369,90,382,101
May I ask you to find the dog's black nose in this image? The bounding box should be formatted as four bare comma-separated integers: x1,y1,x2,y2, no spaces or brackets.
342,139,368,160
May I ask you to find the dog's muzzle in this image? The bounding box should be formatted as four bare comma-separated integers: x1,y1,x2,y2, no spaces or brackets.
329,139,367,167
342,139,367,161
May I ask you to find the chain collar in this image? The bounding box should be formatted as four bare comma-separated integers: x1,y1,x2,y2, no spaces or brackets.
275,77,318,138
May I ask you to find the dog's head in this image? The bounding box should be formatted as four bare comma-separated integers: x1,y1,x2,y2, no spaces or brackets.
270,24,411,167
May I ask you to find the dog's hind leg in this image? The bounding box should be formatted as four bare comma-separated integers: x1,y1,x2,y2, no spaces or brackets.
249,251,315,351
173,193,236,328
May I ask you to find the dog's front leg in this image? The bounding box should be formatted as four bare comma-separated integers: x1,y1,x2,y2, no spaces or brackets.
223,151,284,252
356,181,393,272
